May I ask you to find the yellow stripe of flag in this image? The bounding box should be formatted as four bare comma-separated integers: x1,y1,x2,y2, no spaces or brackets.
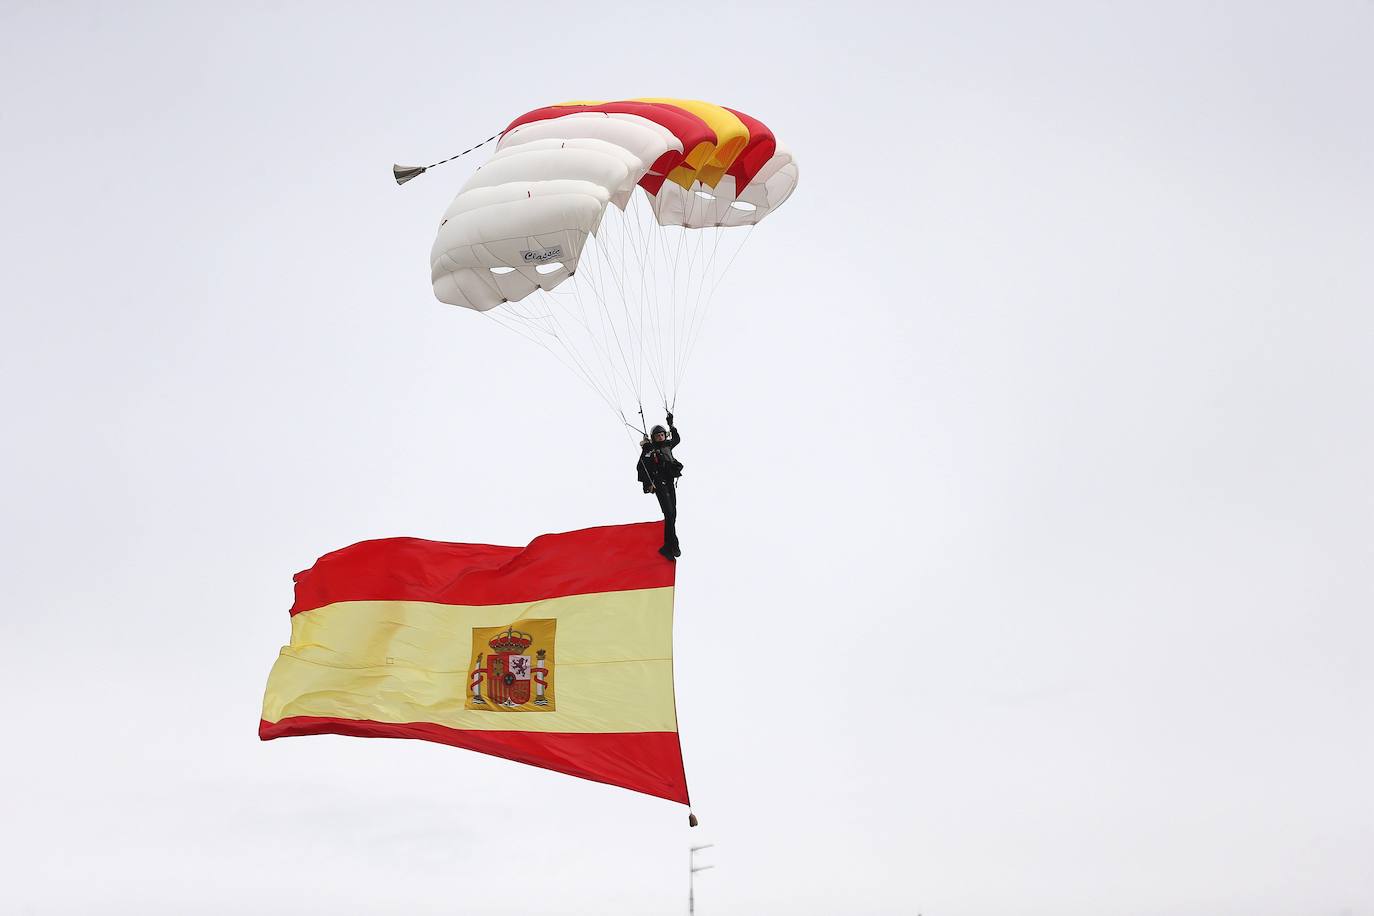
261,586,677,734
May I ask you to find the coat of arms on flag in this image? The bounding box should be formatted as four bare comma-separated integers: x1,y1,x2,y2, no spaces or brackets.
466,620,556,711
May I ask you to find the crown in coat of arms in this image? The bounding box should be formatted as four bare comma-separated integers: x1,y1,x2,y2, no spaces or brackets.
488,627,533,653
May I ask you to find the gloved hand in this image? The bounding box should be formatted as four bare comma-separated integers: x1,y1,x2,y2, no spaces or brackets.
665,411,674,425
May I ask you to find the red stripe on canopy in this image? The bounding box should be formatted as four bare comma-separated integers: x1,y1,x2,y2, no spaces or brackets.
723,107,777,190
503,101,716,195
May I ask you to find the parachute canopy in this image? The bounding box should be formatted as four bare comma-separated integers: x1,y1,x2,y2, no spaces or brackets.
427,98,799,425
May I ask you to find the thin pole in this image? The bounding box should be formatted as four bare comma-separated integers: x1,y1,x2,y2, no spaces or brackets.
689,844,715,915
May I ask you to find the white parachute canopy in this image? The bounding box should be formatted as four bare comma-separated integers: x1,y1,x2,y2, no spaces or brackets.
428,104,798,429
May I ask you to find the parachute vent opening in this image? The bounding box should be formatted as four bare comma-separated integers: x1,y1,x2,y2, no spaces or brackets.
489,266,516,275
694,190,717,200
535,262,564,275
729,200,758,212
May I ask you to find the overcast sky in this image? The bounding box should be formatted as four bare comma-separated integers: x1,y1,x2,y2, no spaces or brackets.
2,2,1372,914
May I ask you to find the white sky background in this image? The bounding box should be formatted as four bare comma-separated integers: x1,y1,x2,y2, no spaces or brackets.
1,1,1371,913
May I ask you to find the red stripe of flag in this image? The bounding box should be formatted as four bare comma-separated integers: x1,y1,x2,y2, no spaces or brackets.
291,521,672,615
259,716,689,804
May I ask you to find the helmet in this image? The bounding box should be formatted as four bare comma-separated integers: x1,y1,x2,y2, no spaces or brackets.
650,425,667,438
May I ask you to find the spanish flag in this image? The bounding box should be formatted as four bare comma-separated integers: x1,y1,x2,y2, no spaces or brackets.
259,522,689,805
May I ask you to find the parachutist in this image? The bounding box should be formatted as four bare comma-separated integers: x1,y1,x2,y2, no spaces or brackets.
637,413,683,560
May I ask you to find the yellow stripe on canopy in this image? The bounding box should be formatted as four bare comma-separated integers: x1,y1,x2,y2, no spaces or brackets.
635,98,749,188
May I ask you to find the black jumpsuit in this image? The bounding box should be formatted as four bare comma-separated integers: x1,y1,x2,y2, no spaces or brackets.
637,425,683,554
